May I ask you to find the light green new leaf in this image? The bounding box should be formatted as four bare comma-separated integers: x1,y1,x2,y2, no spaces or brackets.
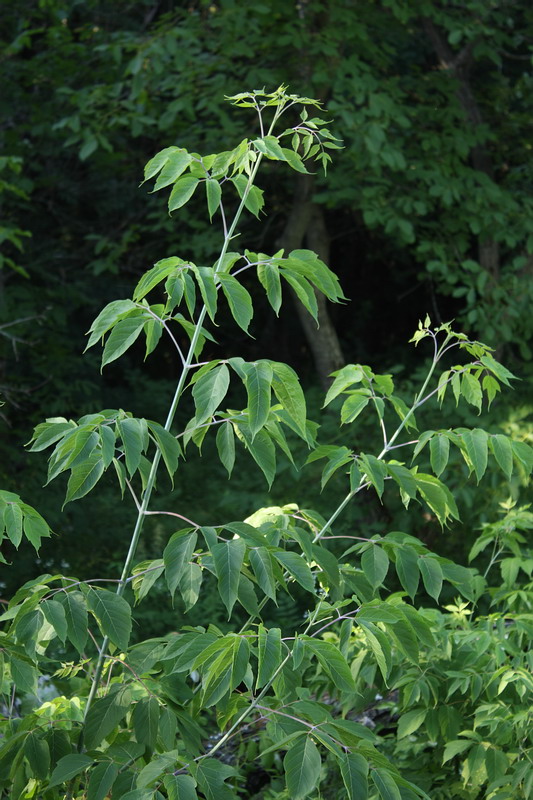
191,265,217,322
59,590,88,653
84,685,131,750
164,530,197,600
24,732,50,781
87,761,119,800
212,539,246,617
372,768,402,800
257,625,282,688
341,392,370,424
306,639,356,692
168,175,199,212
242,360,272,439
48,754,93,788
489,434,513,480
217,272,254,332
41,599,67,643
323,365,364,407
281,147,310,174
419,557,443,602
442,739,474,763
271,361,307,438
216,422,235,477
153,149,193,190
142,146,176,183
101,315,147,368
65,453,105,504
415,473,459,525
361,545,389,590
249,547,277,602
511,440,533,476
340,752,368,800
284,736,321,800
461,373,482,411
87,588,132,651
192,364,230,425
280,270,318,320
430,434,450,477
231,174,264,218
257,261,282,314
462,428,488,482
206,179,222,221
253,135,287,161
274,550,314,592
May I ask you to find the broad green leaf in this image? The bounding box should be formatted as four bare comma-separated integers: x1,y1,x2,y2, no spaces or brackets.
284,735,321,799
242,360,272,438
442,739,474,763
163,774,198,800
147,421,181,481
415,473,459,524
419,557,443,602
257,625,282,688
101,315,147,367
87,761,119,800
489,434,513,480
320,447,352,490
287,250,343,300
340,752,368,800
133,258,182,301
306,639,356,692
212,538,246,617
202,636,250,707
216,422,235,477
386,464,417,506
341,392,370,424
280,270,318,320
479,353,516,387
137,751,179,790
16,609,43,658
133,697,160,749
372,768,402,800
179,562,203,611
395,546,420,600
271,361,307,438
118,417,145,477
462,428,489,482
461,373,482,411
257,261,282,314
84,685,131,749
274,550,314,592
237,573,260,616
511,440,533,476
164,530,197,600
131,558,164,603
192,365,230,425
191,265,218,322
359,454,387,499
231,174,264,218
41,598,68,642
361,545,389,590
168,175,199,212
4,502,22,547
281,147,310,173
323,365,364,407
254,135,287,160
196,758,239,800
10,654,38,694
58,590,88,653
24,732,50,780
48,754,93,788
99,424,116,467
249,547,277,602
85,299,138,350
398,708,427,739
430,434,450,477
149,148,192,188
237,425,276,486
21,509,51,551
217,272,254,332
206,179,222,221
87,588,132,651
357,620,391,681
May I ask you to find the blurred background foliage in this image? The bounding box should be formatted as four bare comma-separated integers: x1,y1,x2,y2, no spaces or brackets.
1,0,531,624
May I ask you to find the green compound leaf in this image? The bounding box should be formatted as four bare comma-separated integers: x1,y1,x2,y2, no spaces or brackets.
216,422,236,477
168,175,200,212
192,364,230,425
256,625,282,688
87,761,119,800
461,428,489,482
48,754,93,788
270,361,307,438
284,735,321,800
87,588,132,652
242,360,272,439
274,550,315,592
206,178,222,221
430,433,450,477
101,315,147,368
217,272,254,333
164,530,197,600
306,639,356,692
419,556,443,602
58,590,88,654
118,417,145,478
361,545,389,590
257,261,282,314
340,752,368,800
489,434,513,480
64,453,105,505
372,768,402,800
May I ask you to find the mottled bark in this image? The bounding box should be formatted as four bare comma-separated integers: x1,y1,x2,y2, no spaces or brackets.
277,174,344,388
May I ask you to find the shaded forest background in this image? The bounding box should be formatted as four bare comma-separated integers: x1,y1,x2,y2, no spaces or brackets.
1,0,532,628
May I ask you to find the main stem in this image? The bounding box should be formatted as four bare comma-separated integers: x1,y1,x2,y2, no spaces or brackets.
81,143,270,735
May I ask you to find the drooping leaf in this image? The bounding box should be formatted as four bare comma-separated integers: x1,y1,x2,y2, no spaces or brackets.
133,258,183,302
361,545,389,590
101,315,147,367
489,434,513,480
168,175,200,213
340,752,368,800
274,550,315,592
164,530,197,600
147,421,181,481
430,434,450,477
24,732,50,781
395,546,420,600
340,392,371,424
41,598,68,643
179,562,203,611
249,547,277,602
192,365,230,425
48,754,93,788
87,588,132,651
64,453,105,505
461,428,489,482
284,735,321,800
257,625,282,688
216,422,235,477
397,708,427,739
217,272,254,332
270,361,307,438
118,417,145,478
211,538,246,617
306,639,356,692
87,761,120,800
419,557,443,602
85,299,138,350
58,591,88,653
206,178,222,221
242,360,272,439
133,697,160,749
257,261,282,314
372,768,402,800
84,685,132,750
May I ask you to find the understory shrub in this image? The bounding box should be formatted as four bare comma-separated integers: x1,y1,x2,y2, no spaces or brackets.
0,87,531,800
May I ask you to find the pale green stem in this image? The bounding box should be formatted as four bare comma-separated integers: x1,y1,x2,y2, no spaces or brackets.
80,140,269,739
